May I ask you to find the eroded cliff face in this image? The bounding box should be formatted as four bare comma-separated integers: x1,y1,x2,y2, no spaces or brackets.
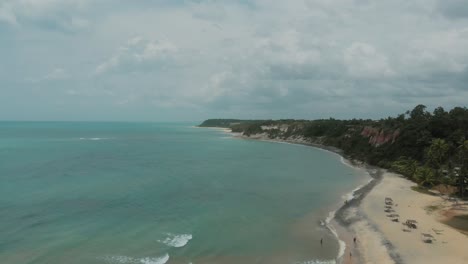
242,124,401,148
260,125,289,132
361,126,400,147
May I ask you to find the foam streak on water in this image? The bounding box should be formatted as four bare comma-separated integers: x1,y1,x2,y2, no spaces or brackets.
158,233,192,248
324,210,345,261
104,253,169,264
295,261,336,264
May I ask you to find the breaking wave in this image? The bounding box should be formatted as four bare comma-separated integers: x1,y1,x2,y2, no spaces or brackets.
79,137,109,141
323,210,345,262
158,233,192,248
294,260,336,264
103,253,169,264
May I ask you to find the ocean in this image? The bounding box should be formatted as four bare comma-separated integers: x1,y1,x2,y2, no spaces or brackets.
0,122,367,264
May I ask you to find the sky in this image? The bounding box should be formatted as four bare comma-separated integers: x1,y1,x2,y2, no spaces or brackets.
1,0,468,122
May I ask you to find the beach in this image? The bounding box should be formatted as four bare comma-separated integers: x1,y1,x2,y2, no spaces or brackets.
343,172,468,264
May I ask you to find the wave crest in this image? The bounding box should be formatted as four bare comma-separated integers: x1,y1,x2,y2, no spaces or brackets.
295,260,336,264
158,233,192,248
79,137,108,141
103,253,169,264
140,254,170,264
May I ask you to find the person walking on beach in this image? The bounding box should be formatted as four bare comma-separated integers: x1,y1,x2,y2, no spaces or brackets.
320,238,323,246
353,237,357,243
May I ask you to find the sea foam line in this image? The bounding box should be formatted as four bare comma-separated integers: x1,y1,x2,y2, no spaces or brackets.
323,210,345,263
342,178,373,201
103,253,169,264
79,137,109,141
325,175,374,264
295,260,336,264
158,233,192,248
339,156,356,169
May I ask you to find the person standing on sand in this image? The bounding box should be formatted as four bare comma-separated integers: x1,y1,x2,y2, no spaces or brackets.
353,237,356,243
320,238,323,246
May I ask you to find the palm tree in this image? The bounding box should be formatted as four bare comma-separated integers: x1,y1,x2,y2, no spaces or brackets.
426,138,449,185
427,138,449,169
392,157,418,180
415,166,437,188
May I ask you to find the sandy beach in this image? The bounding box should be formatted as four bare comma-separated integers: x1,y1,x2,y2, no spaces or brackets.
345,172,468,264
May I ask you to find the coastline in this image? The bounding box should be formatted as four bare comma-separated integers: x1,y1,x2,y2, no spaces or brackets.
208,127,468,264
211,129,379,263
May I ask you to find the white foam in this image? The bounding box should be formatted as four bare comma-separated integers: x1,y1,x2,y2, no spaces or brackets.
322,210,345,262
341,178,372,201
324,177,374,263
103,253,169,264
294,260,336,264
104,255,134,264
325,210,335,225
339,157,355,169
158,233,192,248
140,254,170,264
79,137,109,141
327,223,346,261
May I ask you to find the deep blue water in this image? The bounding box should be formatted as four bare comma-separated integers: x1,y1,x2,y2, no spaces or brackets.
0,122,366,264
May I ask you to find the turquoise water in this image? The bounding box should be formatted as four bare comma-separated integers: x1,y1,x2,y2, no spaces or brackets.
0,122,366,264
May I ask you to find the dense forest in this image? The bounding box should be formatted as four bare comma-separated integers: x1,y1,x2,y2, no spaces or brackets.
199,105,468,198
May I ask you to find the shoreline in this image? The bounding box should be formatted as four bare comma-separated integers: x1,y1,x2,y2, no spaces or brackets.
209,128,380,263
205,127,468,264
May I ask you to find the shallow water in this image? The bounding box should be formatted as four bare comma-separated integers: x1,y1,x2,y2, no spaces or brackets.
444,214,468,232
0,122,366,264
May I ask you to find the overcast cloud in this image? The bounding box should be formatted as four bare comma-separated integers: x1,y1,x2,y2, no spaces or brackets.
1,0,467,121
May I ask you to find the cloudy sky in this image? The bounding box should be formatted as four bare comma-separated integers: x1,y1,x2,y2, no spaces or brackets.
1,0,468,121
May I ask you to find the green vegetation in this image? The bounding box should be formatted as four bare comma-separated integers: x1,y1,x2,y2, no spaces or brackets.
425,205,442,212
412,186,437,196
200,105,468,198
198,119,246,128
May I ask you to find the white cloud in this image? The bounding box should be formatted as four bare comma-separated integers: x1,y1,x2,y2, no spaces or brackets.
253,30,322,66
95,37,178,75
403,27,468,74
188,0,228,21
3,0,468,121
436,0,468,20
0,0,92,31
66,89,78,95
44,68,69,80
344,42,395,79
0,3,18,25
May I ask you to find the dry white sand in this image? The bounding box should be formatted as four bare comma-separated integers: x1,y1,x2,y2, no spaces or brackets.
353,172,468,264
